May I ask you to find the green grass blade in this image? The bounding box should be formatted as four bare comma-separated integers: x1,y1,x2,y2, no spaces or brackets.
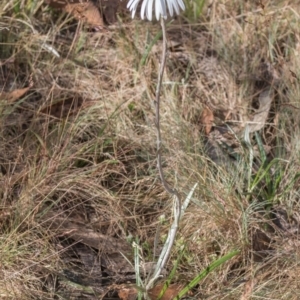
174,250,240,299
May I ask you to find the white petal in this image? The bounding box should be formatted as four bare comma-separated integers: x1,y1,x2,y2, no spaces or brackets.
155,0,161,20
167,0,185,16
140,0,148,20
155,0,166,20
127,0,185,20
127,0,137,9
166,0,174,16
159,0,167,16
127,0,133,8
127,0,140,18
176,0,185,11
173,0,180,15
160,0,167,18
146,0,155,20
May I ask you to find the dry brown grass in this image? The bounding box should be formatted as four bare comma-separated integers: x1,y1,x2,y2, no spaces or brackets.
1,0,300,299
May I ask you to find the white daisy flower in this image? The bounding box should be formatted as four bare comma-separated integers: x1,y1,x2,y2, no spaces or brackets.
127,0,185,21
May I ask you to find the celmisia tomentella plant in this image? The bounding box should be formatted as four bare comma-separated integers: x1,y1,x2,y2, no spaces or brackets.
127,0,185,20
126,0,189,296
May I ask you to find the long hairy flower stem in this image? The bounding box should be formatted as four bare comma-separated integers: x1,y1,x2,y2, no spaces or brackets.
155,17,180,202
146,16,181,292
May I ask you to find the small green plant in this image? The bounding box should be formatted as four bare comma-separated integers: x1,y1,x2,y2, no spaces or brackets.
248,132,300,207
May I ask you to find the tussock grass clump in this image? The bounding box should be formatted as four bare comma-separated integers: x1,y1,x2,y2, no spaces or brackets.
1,0,300,299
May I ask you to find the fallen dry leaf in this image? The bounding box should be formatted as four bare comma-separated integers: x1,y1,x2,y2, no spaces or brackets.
118,287,138,300
0,77,33,103
247,87,273,133
43,210,132,255
148,282,184,300
118,282,184,300
64,1,104,29
200,106,214,134
39,96,84,118
46,0,104,30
